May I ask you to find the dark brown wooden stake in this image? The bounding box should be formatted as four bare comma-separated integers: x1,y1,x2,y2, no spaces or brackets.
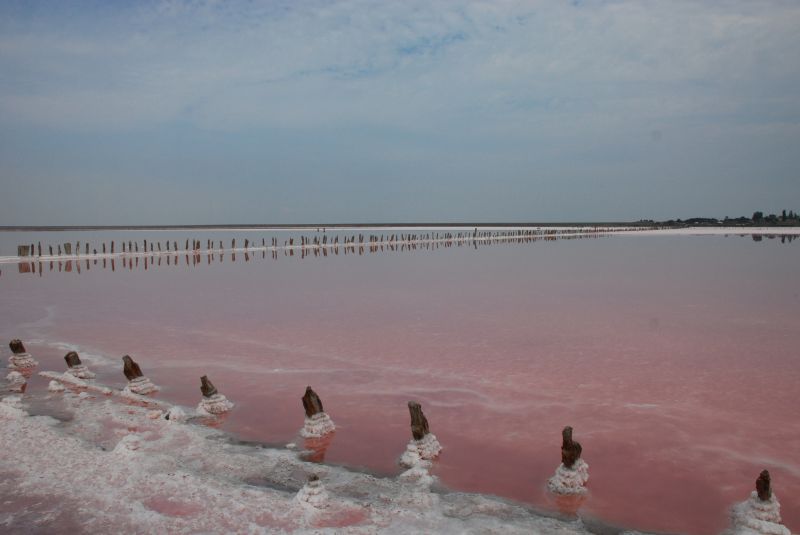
561,426,583,468
122,355,144,380
9,339,26,354
756,469,772,501
408,401,430,440
200,375,218,397
64,351,82,368
302,386,324,417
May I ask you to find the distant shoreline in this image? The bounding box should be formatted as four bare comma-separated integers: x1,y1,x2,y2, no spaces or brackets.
0,222,639,231
1,219,797,232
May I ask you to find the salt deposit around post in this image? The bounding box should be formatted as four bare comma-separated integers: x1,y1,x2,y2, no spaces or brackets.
548,426,590,495
725,471,791,535
121,355,159,395
196,375,234,415
399,401,442,469
64,350,96,379
300,385,335,438
0,386,597,534
7,339,38,369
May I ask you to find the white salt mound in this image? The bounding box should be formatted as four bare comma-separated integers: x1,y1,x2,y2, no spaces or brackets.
39,371,113,395
399,433,442,468
295,477,329,509
728,492,790,535
197,393,234,415
164,406,187,422
123,376,159,395
8,352,38,369
548,459,590,495
48,380,65,392
66,364,95,380
300,411,335,437
6,371,26,392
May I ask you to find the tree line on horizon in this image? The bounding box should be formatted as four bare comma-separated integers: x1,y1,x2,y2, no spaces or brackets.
644,209,799,227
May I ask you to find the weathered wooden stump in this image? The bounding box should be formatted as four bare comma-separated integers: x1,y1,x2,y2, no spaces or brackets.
757,469,772,501
9,339,26,354
64,351,82,368
122,355,143,380
408,401,430,440
302,386,324,417
200,375,218,397
561,426,583,469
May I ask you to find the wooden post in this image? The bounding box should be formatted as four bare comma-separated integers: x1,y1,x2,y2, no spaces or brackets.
9,339,26,354
302,386,325,417
756,470,772,501
561,426,583,468
122,355,144,380
408,401,430,440
200,375,218,397
64,351,82,368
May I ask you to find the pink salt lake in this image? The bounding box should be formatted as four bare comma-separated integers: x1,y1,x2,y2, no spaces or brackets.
1,230,798,534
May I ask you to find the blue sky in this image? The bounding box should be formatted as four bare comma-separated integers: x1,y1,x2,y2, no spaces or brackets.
1,0,798,225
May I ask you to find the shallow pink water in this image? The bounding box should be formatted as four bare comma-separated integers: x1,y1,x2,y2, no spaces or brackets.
2,233,799,534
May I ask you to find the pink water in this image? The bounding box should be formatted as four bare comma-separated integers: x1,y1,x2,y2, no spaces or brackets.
2,233,798,534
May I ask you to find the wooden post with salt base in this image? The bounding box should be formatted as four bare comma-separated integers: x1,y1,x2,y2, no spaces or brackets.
547,426,589,495
399,401,442,467
728,470,790,534
64,351,95,379
300,386,335,437
197,375,234,414
121,355,158,395
8,339,38,369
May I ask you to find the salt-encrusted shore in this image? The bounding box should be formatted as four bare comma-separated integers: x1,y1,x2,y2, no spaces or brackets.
0,389,602,534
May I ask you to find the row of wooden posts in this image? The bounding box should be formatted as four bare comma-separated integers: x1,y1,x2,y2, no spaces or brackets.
15,227,640,259
11,230,619,277
5,338,786,524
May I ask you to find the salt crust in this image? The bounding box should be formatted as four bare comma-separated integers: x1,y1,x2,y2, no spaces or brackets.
8,352,38,369
6,371,26,392
0,389,593,534
295,478,330,509
726,492,791,535
300,412,336,438
123,376,159,395
197,393,234,415
47,380,65,392
39,371,112,396
548,459,590,495
399,433,442,468
65,365,95,380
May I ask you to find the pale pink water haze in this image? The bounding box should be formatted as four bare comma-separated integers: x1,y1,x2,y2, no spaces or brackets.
2,232,798,534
